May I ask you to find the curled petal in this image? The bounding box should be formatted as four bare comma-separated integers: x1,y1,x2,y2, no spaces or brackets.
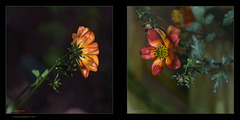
76,59,90,78
72,26,94,48
72,26,88,39
84,42,98,48
165,34,179,50
84,48,99,55
167,25,181,35
165,52,181,70
139,46,157,60
77,26,86,36
80,55,98,72
82,43,99,55
88,55,99,66
147,29,164,47
164,37,174,51
155,27,166,40
80,67,90,78
72,33,77,40
80,27,90,38
152,58,165,77
79,31,95,48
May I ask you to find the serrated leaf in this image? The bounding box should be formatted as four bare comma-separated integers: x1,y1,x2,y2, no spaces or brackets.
219,75,223,87
143,6,150,12
205,33,216,42
211,70,230,94
222,52,233,66
191,6,205,23
221,70,229,84
191,35,205,59
223,8,234,26
204,14,214,25
205,57,216,63
197,65,209,74
186,22,201,32
187,57,197,66
32,70,40,77
209,63,219,69
201,42,205,56
213,79,219,94
210,72,220,81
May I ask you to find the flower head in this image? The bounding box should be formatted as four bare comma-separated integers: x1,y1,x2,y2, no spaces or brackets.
181,6,194,27
140,28,181,77
167,25,181,35
171,9,183,24
171,7,194,28
71,26,99,78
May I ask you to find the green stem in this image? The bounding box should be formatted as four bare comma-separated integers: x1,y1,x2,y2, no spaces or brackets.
176,45,189,57
15,52,70,109
13,85,30,102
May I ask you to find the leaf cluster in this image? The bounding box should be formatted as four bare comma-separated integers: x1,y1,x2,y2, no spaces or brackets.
136,6,151,22
223,8,234,26
31,69,49,87
210,70,229,94
191,6,214,26
48,74,62,93
177,7,233,94
191,35,205,59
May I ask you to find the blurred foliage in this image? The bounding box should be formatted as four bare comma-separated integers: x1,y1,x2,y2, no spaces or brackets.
191,35,205,59
42,46,63,66
223,8,234,26
47,7,66,15
128,72,178,113
38,21,68,41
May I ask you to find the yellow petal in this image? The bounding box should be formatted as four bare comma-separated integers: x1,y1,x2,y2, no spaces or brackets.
88,55,99,66
165,52,181,70
80,55,98,72
164,37,174,51
82,43,99,55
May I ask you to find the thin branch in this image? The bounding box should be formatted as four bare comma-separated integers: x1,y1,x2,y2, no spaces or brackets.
173,25,233,41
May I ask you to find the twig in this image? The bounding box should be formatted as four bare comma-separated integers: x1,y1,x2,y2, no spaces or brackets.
15,52,71,109
174,25,233,41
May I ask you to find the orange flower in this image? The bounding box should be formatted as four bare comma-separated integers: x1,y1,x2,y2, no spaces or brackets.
72,26,99,78
171,6,194,28
167,25,181,35
163,26,183,54
140,28,181,76
181,6,194,28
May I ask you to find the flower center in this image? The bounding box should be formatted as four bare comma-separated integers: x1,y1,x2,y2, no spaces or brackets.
156,45,168,59
71,42,84,59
